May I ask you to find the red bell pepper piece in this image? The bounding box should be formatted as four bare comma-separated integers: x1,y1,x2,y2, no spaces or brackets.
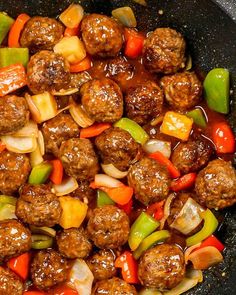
124,28,145,59
212,121,235,154
8,252,30,280
49,159,64,185
146,201,164,221
80,123,111,138
23,292,46,295
149,151,181,179
115,251,139,284
8,13,30,47
70,56,92,73
50,284,79,295
0,141,6,153
170,173,197,192
64,26,80,37
117,198,133,215
196,235,225,252
101,186,133,206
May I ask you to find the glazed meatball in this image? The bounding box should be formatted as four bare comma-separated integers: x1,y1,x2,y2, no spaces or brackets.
31,249,70,290
56,227,92,259
20,16,63,53
81,14,123,58
0,219,31,263
81,78,123,123
16,184,62,227
0,95,29,136
0,267,24,295
87,205,130,249
171,137,212,174
195,159,236,209
0,151,31,195
71,180,96,203
27,50,70,94
95,127,142,171
69,71,92,89
41,113,80,156
138,244,185,290
59,138,99,180
160,72,202,110
87,249,117,281
128,157,170,205
93,277,137,295
143,28,186,74
125,81,164,125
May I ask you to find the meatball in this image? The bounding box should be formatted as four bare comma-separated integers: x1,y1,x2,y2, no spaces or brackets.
143,28,186,74
59,138,99,180
27,50,70,94
56,227,92,259
171,137,212,174
31,249,70,290
0,219,31,263
93,277,137,295
16,184,62,227
0,267,24,295
195,159,236,209
87,205,130,249
87,249,117,281
41,113,80,156
81,14,123,58
69,71,92,89
125,81,164,125
0,95,29,136
160,72,202,110
81,78,123,123
0,151,31,195
138,244,185,290
95,127,142,171
20,16,63,53
128,157,170,205
71,180,96,203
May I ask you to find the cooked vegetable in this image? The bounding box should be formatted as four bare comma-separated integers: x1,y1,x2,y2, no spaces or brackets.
144,139,171,158
97,189,115,207
186,108,207,128
112,7,137,27
91,174,124,189
0,12,14,44
70,56,92,72
0,203,16,220
115,251,139,283
146,201,165,221
117,198,133,215
59,4,84,28
30,144,44,167
8,252,30,280
69,103,94,128
64,25,80,37
49,159,63,185
170,173,197,192
0,141,6,153
1,135,37,153
159,193,175,230
101,163,128,179
53,177,79,196
212,121,235,154
185,55,192,71
38,131,45,155
8,13,30,47
0,195,17,205
30,225,56,238
124,28,145,58
28,162,52,184
52,285,79,295
0,47,29,68
132,0,147,6
31,234,53,249
197,235,225,252
80,123,111,138
101,186,133,205
52,87,79,96
13,121,38,138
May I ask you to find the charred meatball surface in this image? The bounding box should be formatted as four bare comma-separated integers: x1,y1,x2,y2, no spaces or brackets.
138,244,185,290
0,267,24,295
93,277,137,295
81,14,123,58
87,205,130,249
143,28,186,74
195,159,236,209
81,78,123,123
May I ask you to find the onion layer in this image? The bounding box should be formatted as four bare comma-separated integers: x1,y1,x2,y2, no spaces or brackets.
112,7,137,27
69,103,94,128
159,193,175,230
101,163,128,179
94,174,124,188
52,87,78,96
1,135,37,153
13,120,38,138
143,139,171,158
53,177,78,196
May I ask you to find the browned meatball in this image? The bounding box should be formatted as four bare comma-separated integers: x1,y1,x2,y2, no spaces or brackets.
0,219,31,263
56,227,92,259
143,28,186,74
59,138,99,180
81,78,123,123
87,205,130,249
87,249,117,281
27,50,70,94
71,180,96,203
195,159,236,209
93,277,137,295
125,81,164,125
20,16,63,53
0,151,31,195
0,267,24,295
41,113,80,156
31,249,70,290
69,71,92,89
138,244,185,290
128,157,170,205
95,127,142,171
81,14,123,58
16,184,62,227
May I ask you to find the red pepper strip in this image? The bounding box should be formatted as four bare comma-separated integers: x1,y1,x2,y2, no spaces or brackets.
117,198,133,215
212,121,235,154
124,28,144,59
195,235,225,252
0,63,27,97
8,252,30,280
170,173,197,192
64,25,80,37
23,292,46,295
115,251,139,284
80,123,111,138
70,56,92,73
149,151,181,179
146,201,165,221
100,186,133,206
49,159,63,185
50,284,79,295
0,142,6,153
8,13,30,47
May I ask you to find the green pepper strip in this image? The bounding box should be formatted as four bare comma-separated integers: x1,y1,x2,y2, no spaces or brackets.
31,234,53,250
97,189,115,207
0,12,14,44
28,162,52,185
114,117,149,145
30,225,56,238
186,209,218,247
0,204,16,220
133,230,170,259
186,108,207,128
0,48,29,68
128,212,159,251
0,195,17,205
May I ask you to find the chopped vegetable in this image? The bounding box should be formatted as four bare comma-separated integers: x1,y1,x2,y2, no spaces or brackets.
132,0,147,6
185,55,192,71
143,139,171,158
159,193,175,230
13,121,38,138
170,173,197,192
52,284,79,295
64,25,80,37
97,189,115,207
0,48,29,68
101,186,133,205
146,201,165,221
38,131,45,155
69,103,94,128
52,88,79,96
28,162,52,184
91,174,124,189
23,292,45,295
0,141,6,153
160,111,193,141
80,123,111,138
59,4,84,29
30,144,44,167
0,12,14,44
198,235,224,252
139,289,162,295
186,108,207,128
8,13,30,47
101,163,128,179
124,29,145,58
117,198,133,215
30,225,56,237
8,252,30,280
70,56,92,72
112,7,137,27
0,195,17,205
1,135,37,153
115,251,139,283
0,203,16,220
53,177,79,196
31,234,53,249
212,121,235,154
49,159,63,185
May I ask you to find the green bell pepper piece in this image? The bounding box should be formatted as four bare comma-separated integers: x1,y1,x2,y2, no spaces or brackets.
0,203,16,220
128,212,159,251
0,48,29,68
97,189,115,207
30,225,56,237
114,117,149,145
133,230,170,259
186,108,207,128
203,68,230,114
186,209,218,247
31,234,53,249
0,12,14,45
0,195,17,205
28,162,52,184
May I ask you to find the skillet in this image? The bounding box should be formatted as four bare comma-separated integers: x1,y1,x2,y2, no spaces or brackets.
0,0,235,294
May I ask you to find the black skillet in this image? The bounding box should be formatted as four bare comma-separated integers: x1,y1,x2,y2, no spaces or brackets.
0,0,235,294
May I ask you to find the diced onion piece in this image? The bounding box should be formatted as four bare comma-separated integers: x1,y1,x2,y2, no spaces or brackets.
53,177,78,196
13,120,38,138
159,193,175,230
184,243,201,263
101,163,128,179
30,225,56,237
132,0,147,6
52,87,78,96
38,131,45,156
69,103,94,128
59,4,84,29
0,204,16,220
25,93,41,123
30,144,44,167
112,7,137,27
69,259,94,295
143,139,171,158
1,135,37,153
94,174,124,188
